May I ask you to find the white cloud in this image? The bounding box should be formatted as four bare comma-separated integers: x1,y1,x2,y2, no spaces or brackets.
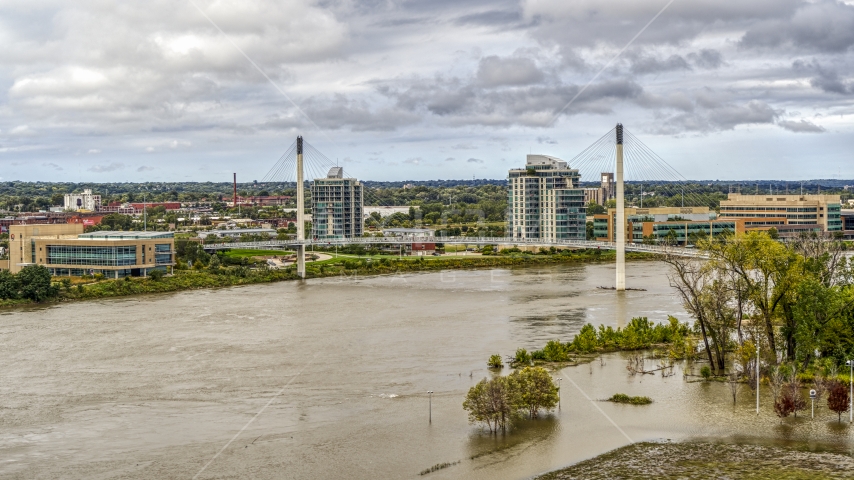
87,149,101,154
10,125,33,135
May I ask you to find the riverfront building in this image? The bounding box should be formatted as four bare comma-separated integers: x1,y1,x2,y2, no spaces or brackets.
719,194,842,233
592,206,784,245
310,167,364,240
508,154,586,241
6,224,174,277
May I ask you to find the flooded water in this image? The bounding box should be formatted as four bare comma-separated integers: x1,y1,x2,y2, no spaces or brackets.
0,261,851,479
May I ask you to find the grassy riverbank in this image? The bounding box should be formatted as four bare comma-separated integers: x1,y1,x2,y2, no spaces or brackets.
537,441,854,479
0,249,653,308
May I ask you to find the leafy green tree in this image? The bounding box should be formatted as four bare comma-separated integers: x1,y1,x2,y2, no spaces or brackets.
571,324,598,353
586,201,605,215
17,265,59,302
0,269,19,300
463,377,512,434
509,367,559,419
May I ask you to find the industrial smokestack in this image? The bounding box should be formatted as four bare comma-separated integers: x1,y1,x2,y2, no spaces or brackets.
233,173,237,207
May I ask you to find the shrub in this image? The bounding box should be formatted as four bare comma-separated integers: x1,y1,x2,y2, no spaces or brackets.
148,270,165,281
487,354,503,369
608,393,652,405
774,392,796,420
514,348,532,366
700,366,712,380
543,340,571,362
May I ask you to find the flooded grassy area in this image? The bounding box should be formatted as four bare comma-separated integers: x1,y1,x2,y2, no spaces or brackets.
538,441,854,479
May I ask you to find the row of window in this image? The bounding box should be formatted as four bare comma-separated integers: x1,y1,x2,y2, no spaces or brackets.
46,245,137,266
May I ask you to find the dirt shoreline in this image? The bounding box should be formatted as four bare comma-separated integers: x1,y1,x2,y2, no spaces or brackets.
536,441,854,479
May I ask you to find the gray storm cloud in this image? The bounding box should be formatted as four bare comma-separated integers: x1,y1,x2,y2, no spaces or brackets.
0,0,851,181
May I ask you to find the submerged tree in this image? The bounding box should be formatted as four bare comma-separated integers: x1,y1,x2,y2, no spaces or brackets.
463,367,558,433
463,377,511,434
827,381,850,423
509,367,559,419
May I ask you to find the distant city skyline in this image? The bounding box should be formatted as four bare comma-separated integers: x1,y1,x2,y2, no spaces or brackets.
2,1,853,182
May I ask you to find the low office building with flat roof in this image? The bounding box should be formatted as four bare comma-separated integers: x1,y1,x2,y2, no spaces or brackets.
719,194,842,233
7,224,174,277
592,206,784,245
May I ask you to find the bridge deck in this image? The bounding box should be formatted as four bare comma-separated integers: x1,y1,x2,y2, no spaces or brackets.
201,236,706,258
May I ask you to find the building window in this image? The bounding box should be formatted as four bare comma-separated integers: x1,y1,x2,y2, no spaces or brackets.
46,245,137,266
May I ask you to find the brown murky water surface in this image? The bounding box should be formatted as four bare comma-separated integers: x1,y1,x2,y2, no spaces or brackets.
1,261,851,479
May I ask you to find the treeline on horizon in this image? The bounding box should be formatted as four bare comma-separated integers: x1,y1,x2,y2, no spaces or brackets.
0,179,850,213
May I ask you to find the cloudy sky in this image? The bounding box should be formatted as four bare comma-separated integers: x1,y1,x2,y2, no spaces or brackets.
1,0,853,182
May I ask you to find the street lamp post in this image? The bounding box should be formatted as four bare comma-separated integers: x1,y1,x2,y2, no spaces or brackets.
428,391,433,424
756,341,760,414
810,389,816,419
847,360,853,423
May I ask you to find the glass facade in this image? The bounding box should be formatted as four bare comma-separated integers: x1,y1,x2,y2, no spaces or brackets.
311,179,364,239
46,245,137,266
155,243,172,265
508,156,585,241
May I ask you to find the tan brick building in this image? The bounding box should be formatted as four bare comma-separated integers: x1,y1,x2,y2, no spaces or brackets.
7,224,174,277
719,194,843,233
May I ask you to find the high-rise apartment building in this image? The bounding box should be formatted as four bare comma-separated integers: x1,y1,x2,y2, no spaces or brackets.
310,167,363,240
719,194,842,232
508,154,585,241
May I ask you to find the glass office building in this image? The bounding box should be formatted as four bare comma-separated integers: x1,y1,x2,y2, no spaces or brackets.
8,225,175,277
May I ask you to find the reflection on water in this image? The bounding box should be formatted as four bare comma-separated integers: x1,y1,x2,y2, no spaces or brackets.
0,261,849,480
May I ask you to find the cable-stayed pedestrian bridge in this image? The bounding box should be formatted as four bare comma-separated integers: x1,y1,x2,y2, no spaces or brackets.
202,237,707,258
255,124,713,282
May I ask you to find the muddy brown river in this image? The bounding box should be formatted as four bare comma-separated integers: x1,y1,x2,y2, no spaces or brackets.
1,261,851,479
